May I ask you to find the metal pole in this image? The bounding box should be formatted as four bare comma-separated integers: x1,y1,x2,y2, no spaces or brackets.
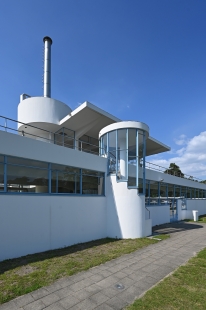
43,36,52,97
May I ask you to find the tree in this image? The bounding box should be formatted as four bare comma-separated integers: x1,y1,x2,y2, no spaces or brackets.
164,163,184,178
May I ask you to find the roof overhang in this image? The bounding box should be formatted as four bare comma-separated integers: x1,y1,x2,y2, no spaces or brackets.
59,101,120,139
146,136,170,156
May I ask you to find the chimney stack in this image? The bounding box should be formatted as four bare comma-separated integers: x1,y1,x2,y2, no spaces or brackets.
43,36,52,97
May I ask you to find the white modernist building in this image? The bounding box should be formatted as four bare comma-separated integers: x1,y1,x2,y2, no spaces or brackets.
1,37,206,261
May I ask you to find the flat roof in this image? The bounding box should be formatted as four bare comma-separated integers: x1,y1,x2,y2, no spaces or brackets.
59,101,170,156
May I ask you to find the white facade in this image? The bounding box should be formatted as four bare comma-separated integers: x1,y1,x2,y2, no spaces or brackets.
1,37,206,261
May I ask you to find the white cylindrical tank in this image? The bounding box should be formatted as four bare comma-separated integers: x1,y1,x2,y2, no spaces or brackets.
18,96,72,141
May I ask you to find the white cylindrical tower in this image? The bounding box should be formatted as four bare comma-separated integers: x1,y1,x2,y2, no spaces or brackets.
99,121,151,238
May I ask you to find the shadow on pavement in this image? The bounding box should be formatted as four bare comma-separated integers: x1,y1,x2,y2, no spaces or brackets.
152,221,204,235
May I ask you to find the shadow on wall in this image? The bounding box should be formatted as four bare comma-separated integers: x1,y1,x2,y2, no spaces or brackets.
0,238,118,275
153,222,204,235
106,176,123,239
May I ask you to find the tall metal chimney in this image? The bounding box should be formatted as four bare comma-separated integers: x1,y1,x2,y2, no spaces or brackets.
43,36,52,97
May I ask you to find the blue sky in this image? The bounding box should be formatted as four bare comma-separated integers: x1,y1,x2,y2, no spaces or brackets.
0,0,206,178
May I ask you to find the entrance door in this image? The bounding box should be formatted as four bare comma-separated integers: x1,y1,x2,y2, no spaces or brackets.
170,199,178,222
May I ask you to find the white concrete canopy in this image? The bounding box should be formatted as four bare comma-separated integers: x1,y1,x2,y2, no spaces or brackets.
60,101,120,139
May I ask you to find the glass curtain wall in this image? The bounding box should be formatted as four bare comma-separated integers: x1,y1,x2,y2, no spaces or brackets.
100,128,146,193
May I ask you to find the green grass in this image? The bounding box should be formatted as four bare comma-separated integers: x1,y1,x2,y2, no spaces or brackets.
185,214,206,223
150,234,170,241
127,247,206,310
0,236,164,304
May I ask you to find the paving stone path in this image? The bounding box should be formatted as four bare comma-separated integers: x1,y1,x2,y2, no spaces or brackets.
1,222,206,310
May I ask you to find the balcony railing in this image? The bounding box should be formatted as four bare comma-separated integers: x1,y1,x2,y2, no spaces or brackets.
0,115,101,156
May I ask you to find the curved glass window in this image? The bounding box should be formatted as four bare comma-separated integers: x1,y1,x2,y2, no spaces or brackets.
100,127,146,193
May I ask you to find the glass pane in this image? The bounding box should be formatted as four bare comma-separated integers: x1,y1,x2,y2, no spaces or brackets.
7,156,48,169
160,183,168,204
150,181,159,204
52,170,79,193
64,128,74,138
117,129,127,180
128,129,137,187
51,164,80,174
203,190,206,199
168,184,174,199
82,175,100,195
128,177,136,187
0,163,4,191
138,130,144,158
191,188,195,198
186,187,191,198
0,155,4,163
181,186,186,198
7,165,48,193
138,178,143,194
175,186,180,198
102,134,107,156
98,176,104,195
195,189,199,198
199,189,203,199
145,181,150,205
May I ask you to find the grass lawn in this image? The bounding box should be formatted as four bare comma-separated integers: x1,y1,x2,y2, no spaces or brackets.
127,247,206,310
185,214,206,224
0,235,168,304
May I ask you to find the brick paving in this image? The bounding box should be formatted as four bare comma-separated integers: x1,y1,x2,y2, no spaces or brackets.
1,222,206,310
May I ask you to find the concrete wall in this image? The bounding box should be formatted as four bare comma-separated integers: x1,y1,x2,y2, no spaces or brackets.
0,131,107,173
177,199,206,221
0,195,107,261
106,175,147,238
145,205,170,227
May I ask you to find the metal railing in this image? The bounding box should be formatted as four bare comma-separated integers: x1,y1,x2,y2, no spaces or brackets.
145,161,203,182
0,115,103,156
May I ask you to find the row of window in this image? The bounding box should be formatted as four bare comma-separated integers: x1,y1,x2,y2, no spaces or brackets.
0,155,104,195
137,179,206,205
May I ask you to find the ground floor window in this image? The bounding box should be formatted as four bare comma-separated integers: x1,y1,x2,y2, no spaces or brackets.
144,179,206,205
0,155,105,196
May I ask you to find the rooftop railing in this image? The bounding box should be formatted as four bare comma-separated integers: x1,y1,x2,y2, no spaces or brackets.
0,115,101,156
145,161,203,183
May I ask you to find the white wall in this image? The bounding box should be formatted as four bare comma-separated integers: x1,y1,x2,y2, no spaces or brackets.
0,131,107,173
145,205,170,227
0,195,107,261
177,199,206,220
106,175,148,238
18,97,71,128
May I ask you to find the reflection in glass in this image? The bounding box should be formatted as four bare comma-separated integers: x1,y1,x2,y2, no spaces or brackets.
149,181,159,204
82,175,103,195
7,165,48,193
0,163,4,191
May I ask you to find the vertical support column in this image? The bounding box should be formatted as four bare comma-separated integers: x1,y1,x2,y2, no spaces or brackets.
80,168,82,194
136,129,139,188
107,133,109,174
119,130,128,180
48,163,51,194
143,131,146,195
115,130,118,179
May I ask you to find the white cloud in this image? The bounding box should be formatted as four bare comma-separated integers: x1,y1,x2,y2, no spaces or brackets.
149,132,206,179
174,134,188,145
